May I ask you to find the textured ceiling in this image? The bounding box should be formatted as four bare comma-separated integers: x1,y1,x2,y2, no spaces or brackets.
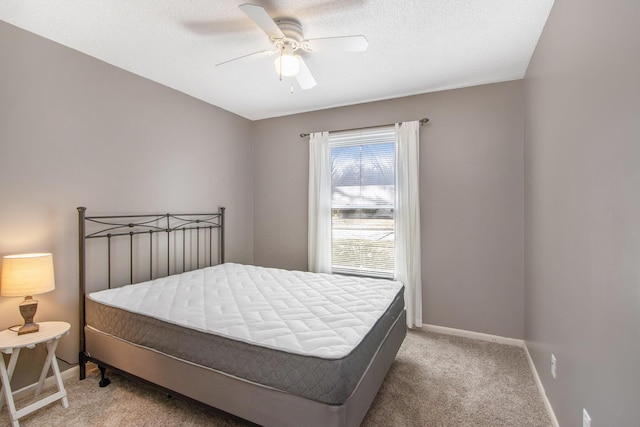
0,1,554,120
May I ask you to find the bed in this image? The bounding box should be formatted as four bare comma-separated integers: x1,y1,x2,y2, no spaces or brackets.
78,207,406,427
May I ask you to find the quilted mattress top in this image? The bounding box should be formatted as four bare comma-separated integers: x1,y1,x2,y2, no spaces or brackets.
88,263,404,358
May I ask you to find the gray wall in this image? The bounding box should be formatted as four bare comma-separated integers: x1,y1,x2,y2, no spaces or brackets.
524,0,640,425
0,21,254,387
252,81,525,339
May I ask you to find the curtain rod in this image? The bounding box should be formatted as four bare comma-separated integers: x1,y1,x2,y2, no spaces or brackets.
299,117,429,138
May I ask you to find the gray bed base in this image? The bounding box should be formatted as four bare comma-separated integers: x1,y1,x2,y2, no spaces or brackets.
85,309,406,427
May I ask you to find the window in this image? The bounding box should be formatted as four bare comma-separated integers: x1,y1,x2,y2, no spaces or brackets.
329,127,395,278
309,121,421,327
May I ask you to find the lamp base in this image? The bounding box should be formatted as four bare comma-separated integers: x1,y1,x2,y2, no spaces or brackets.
18,296,40,335
18,322,40,335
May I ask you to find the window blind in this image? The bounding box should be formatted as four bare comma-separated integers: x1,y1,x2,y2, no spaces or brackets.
329,126,395,278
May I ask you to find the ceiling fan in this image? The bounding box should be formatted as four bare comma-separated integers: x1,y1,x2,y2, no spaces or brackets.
216,3,369,90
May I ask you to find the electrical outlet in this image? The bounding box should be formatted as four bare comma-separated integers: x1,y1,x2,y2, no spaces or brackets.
551,354,557,379
583,408,592,427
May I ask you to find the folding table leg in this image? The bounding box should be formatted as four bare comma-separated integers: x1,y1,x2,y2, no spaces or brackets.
34,339,59,397
0,351,21,426
47,341,68,408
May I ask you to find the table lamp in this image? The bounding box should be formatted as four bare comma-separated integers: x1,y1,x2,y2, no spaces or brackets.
1,253,56,335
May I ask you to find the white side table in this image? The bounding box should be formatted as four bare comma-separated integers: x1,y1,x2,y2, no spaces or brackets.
0,321,70,427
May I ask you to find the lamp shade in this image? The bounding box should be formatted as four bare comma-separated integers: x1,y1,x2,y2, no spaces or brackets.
1,253,56,297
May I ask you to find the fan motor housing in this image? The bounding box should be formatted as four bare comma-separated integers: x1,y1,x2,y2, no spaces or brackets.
275,18,303,43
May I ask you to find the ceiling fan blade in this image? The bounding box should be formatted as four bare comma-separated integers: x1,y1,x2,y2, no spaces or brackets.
239,3,285,39
215,50,276,67
303,35,368,52
296,57,317,90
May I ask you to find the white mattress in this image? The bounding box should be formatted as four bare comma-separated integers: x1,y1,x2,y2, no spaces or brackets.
89,262,404,359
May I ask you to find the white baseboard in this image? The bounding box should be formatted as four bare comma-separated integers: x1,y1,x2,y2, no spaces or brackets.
60,365,80,382
523,344,560,427
422,323,525,347
422,324,559,426
12,365,79,401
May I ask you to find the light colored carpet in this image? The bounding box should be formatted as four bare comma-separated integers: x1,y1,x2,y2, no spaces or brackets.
1,329,552,426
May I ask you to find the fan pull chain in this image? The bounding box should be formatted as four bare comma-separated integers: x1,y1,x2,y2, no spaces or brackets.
278,47,283,81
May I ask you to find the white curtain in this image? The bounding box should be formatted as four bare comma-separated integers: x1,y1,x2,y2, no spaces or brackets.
308,131,332,273
395,121,423,328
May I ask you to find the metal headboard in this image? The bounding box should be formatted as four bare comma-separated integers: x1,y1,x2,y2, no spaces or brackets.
77,206,225,379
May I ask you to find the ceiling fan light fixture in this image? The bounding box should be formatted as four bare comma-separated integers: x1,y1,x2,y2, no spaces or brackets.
275,53,301,78
231,4,367,90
